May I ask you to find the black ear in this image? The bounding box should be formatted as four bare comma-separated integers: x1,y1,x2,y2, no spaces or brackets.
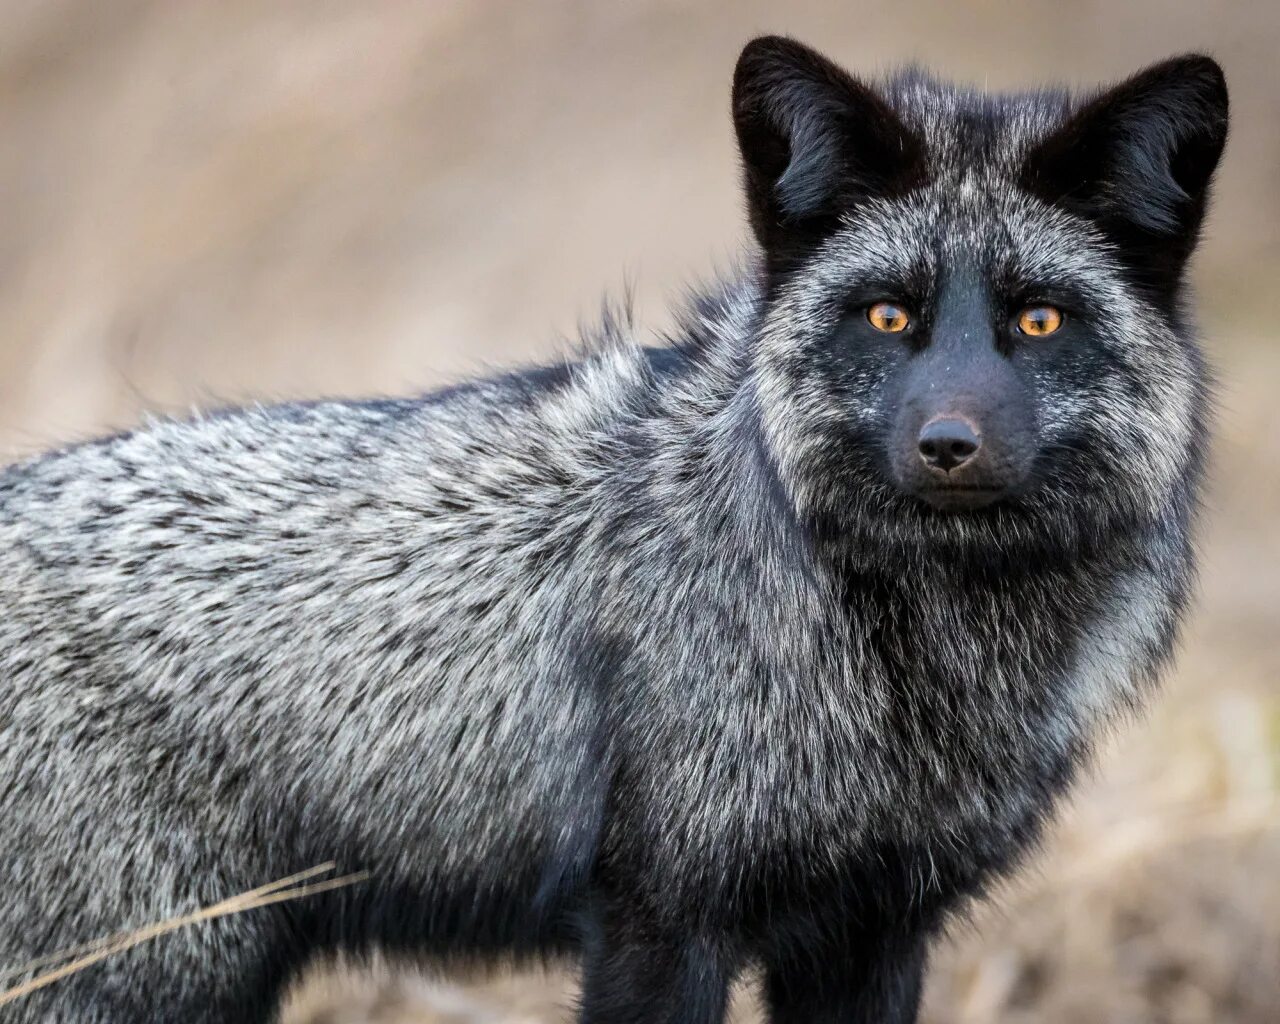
732,36,925,269
1023,56,1228,296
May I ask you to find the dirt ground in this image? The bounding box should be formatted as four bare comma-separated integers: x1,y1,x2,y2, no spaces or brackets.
1,3,1277,1022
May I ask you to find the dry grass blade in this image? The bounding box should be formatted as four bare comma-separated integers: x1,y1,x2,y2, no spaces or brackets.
0,864,370,1007
0,861,342,983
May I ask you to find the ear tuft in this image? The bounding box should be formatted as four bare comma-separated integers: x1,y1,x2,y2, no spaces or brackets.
732,36,924,267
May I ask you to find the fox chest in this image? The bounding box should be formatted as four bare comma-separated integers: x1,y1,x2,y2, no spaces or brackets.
607,580,1160,906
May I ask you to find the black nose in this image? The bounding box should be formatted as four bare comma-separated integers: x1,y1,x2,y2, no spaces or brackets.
918,417,981,472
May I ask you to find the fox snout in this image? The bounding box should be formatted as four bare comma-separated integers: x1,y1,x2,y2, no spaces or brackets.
893,378,1037,512
908,410,1008,511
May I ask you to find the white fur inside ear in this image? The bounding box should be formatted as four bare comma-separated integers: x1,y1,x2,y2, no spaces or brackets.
775,117,843,220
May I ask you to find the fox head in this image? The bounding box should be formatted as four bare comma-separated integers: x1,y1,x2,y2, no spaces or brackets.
735,38,1228,561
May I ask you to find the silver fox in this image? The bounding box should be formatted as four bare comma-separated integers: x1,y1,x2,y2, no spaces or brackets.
0,37,1226,1024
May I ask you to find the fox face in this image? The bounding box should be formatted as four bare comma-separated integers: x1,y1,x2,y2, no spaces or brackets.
735,39,1227,557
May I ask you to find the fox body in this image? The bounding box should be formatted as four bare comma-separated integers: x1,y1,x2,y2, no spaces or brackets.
0,38,1226,1024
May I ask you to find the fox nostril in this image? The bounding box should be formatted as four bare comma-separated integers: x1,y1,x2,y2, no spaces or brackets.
918,417,981,472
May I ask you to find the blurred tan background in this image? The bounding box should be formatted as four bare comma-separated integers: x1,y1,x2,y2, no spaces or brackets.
2,3,1277,1022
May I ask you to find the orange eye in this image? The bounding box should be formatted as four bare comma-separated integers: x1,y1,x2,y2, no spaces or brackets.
1017,305,1064,337
867,302,911,333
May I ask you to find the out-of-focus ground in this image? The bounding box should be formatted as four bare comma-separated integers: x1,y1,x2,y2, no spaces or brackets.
1,3,1277,1022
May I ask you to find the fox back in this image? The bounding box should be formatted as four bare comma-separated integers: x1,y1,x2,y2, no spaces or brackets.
0,37,1226,1024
